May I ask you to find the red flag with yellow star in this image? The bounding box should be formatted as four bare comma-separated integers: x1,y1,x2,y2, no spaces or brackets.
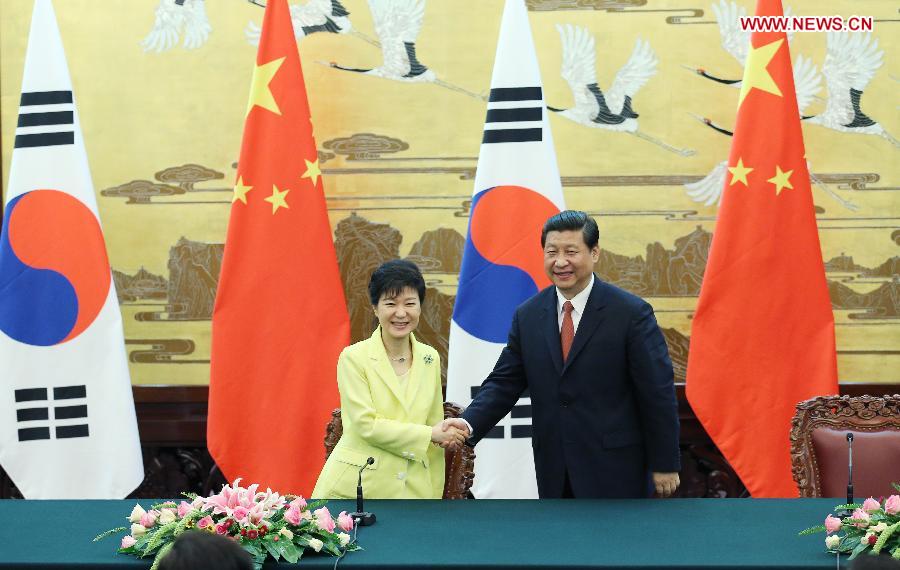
685,0,838,498
208,0,348,495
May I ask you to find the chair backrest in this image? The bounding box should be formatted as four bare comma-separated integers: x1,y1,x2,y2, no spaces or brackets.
324,402,475,499
790,394,900,498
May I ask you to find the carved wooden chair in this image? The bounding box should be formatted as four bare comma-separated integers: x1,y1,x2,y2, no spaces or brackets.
324,402,475,499
790,394,900,498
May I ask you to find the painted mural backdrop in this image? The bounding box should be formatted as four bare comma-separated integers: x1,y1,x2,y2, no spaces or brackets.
1,0,897,386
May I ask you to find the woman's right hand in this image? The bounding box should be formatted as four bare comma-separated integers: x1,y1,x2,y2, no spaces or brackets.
431,422,466,449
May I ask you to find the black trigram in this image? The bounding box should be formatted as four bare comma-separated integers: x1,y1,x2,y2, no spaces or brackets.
14,385,89,441
470,386,532,439
482,86,543,144
14,91,75,149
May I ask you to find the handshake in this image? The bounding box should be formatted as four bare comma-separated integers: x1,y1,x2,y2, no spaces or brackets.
430,418,471,451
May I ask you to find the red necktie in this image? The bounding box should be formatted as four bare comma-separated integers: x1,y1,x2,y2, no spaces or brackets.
561,301,574,362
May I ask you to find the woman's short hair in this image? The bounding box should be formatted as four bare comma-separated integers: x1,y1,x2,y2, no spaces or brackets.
368,259,426,305
540,210,599,249
158,531,253,570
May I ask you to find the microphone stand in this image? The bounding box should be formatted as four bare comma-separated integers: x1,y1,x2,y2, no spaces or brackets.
350,457,376,526
836,433,855,519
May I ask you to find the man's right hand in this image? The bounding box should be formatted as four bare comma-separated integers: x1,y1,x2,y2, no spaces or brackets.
439,418,471,451
431,422,466,449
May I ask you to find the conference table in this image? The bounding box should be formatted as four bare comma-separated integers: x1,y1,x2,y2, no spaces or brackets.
0,498,850,569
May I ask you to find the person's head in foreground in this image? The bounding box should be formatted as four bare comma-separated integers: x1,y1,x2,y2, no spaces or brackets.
158,530,253,570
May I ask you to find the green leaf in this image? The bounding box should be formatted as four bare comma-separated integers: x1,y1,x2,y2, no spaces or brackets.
842,536,861,552
847,541,869,561
892,545,900,559
799,525,826,536
93,527,127,542
262,538,281,561
142,521,180,555
149,541,173,570
892,482,900,493
834,504,862,511
280,541,300,563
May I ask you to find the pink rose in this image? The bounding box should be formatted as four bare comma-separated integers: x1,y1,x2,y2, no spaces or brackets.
885,495,900,515
177,501,193,518
284,506,302,526
337,511,354,532
232,506,249,522
862,497,881,513
314,507,335,533
290,497,307,510
139,511,157,528
824,515,842,534
851,508,870,528
120,535,136,549
197,515,214,529
215,523,230,535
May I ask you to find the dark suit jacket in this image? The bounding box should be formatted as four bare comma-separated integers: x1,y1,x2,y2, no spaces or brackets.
462,276,680,498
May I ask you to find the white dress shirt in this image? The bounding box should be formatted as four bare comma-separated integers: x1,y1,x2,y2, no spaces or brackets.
555,274,594,334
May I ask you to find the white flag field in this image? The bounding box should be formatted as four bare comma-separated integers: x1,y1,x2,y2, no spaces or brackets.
446,0,566,499
0,0,143,499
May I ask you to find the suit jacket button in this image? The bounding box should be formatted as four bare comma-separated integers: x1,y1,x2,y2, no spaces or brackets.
397,472,406,481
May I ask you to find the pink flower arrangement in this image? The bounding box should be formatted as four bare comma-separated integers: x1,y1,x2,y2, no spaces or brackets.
885,495,900,515
801,484,900,561
95,479,359,570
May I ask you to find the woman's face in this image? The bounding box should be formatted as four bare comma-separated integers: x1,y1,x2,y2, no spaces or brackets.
374,286,421,341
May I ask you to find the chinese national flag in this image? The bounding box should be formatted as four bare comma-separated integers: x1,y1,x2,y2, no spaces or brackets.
208,0,349,495
685,0,838,497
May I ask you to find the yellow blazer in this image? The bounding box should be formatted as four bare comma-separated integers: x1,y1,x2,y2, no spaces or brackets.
312,328,445,499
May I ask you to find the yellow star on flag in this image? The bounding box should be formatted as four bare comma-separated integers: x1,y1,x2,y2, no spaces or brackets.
246,56,285,117
264,184,290,213
301,159,322,187
232,176,253,204
767,165,794,196
738,39,784,107
727,158,753,187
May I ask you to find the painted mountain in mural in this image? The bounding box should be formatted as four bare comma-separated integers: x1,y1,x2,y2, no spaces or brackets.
114,267,168,302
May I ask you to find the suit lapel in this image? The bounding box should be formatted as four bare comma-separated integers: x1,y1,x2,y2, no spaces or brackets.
562,277,607,374
366,328,408,414
405,333,427,411
541,288,564,375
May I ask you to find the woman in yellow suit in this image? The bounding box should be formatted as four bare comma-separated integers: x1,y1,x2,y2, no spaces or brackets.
313,260,466,499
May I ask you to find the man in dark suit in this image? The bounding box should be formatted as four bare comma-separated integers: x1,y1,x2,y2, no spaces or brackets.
445,210,680,498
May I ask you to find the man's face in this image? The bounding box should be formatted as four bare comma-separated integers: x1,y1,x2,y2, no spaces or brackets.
543,229,599,298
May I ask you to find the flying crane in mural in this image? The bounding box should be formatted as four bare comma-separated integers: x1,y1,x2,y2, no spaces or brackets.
246,0,378,47
684,1,806,92
546,24,696,157
687,1,896,148
142,0,375,52
807,32,898,147
325,0,486,100
142,0,211,52
682,2,895,209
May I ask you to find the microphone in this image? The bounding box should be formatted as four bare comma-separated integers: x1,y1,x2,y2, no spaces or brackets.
350,457,376,526
846,433,854,507
836,433,855,520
